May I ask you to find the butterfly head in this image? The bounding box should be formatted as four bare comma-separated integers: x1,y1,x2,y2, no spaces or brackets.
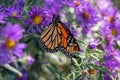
52,14,60,22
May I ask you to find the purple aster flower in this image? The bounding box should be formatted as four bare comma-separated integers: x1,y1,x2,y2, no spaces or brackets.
102,7,120,25
42,0,63,26
44,0,62,10
71,29,78,37
100,24,113,44
75,2,99,35
102,45,120,72
23,54,35,65
42,9,53,26
26,55,35,65
14,70,28,80
44,0,61,6
104,74,112,80
25,5,46,33
0,23,26,65
0,5,7,24
0,5,6,12
62,0,84,8
100,22,120,42
88,39,99,49
44,0,54,4
0,12,7,24
110,22,120,40
97,0,113,16
13,0,25,7
75,2,98,24
6,5,23,19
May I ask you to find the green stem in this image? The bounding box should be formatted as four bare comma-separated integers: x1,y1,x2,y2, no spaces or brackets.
2,64,22,77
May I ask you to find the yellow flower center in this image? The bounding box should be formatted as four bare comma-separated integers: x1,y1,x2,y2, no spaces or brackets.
82,12,90,20
5,39,16,49
111,29,117,36
73,0,80,7
12,12,17,17
33,15,42,25
108,16,114,23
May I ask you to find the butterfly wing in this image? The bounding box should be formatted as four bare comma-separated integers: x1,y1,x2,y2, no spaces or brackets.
39,15,80,58
39,23,62,52
57,22,80,57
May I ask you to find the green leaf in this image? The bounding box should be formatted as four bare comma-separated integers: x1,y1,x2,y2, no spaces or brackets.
46,65,63,80
90,54,99,61
72,72,75,80
2,74,15,80
98,71,104,80
0,66,16,80
71,51,80,58
71,58,79,66
77,39,86,45
2,64,22,76
90,49,104,54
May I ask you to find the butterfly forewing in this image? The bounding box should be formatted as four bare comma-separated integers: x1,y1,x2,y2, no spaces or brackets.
40,24,53,39
39,23,62,52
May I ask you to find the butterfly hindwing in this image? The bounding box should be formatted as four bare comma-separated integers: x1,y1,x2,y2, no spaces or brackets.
57,22,80,57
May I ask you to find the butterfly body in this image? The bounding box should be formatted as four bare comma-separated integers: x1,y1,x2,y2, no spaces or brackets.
39,15,80,58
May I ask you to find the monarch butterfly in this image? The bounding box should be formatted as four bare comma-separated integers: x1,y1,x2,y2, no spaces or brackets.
39,15,80,58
